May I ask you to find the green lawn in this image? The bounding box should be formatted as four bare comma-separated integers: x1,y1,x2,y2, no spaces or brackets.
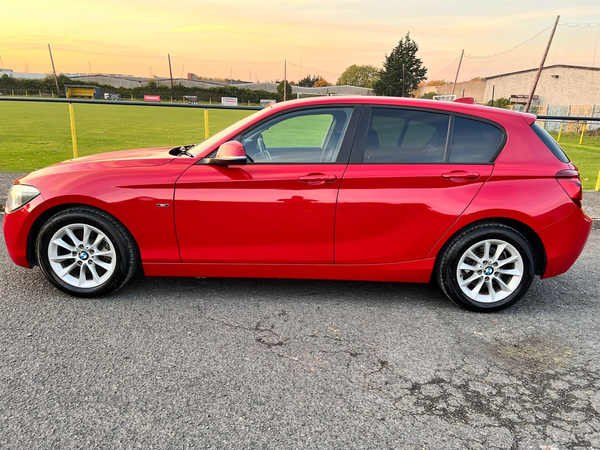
0,102,598,190
0,102,253,172
549,132,600,190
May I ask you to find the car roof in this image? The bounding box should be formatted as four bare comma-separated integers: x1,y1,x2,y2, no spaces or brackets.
270,95,536,125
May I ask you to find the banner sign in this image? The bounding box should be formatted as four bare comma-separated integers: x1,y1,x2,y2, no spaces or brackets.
144,95,161,102
221,97,238,106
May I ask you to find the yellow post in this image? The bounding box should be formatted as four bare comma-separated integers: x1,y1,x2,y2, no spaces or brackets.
68,103,79,158
557,122,564,142
131,94,134,101
39,91,41,97
209,98,211,105
596,170,600,191
25,90,28,97
11,89,14,96
579,123,586,145
204,109,210,140
51,91,54,98
170,97,173,103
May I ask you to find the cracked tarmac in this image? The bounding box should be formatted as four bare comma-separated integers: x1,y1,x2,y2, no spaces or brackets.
0,219,599,449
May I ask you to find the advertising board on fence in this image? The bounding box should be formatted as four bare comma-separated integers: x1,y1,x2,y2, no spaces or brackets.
221,97,238,106
144,95,161,102
260,99,277,108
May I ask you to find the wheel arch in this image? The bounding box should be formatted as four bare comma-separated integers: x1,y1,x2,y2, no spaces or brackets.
432,217,547,279
26,203,141,269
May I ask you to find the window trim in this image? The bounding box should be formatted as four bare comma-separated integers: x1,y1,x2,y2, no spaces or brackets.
349,105,507,165
199,104,362,165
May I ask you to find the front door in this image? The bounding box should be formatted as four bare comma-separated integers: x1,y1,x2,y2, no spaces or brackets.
175,106,359,264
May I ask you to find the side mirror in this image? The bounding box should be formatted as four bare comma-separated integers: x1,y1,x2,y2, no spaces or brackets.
212,141,247,165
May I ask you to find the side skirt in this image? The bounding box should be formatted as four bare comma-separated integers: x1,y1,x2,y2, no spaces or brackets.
142,258,435,283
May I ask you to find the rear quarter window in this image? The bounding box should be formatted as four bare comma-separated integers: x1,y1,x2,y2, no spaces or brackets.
531,122,570,163
448,117,504,163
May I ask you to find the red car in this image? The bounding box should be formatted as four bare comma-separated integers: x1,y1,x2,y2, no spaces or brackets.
3,96,592,311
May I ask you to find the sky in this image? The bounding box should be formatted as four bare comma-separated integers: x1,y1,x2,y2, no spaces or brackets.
2,0,600,83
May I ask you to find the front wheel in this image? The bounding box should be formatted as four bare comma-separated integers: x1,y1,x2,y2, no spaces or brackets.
436,223,535,312
36,207,138,297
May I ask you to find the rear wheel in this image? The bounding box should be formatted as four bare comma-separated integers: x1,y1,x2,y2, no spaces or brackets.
436,223,535,312
36,207,138,297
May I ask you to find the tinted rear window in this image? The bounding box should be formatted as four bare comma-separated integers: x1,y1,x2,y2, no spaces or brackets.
531,122,570,163
363,108,450,163
448,117,504,163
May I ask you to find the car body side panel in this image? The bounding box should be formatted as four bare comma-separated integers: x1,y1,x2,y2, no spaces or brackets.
11,158,194,263
175,163,346,264
335,164,493,263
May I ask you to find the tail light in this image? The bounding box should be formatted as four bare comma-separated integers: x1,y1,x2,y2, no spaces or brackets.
556,169,583,208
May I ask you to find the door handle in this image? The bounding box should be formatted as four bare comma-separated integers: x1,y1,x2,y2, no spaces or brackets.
441,171,480,180
298,174,338,183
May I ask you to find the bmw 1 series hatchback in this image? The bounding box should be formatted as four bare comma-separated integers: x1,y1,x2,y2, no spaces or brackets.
3,96,592,311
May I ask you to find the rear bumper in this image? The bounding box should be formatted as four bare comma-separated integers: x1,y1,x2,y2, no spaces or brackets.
3,195,49,268
538,206,593,279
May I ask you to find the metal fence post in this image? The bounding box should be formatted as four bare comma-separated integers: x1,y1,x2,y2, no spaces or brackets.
557,122,564,142
204,108,210,140
68,102,78,158
596,170,600,191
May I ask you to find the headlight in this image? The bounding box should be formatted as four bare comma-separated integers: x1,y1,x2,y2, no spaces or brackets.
6,185,40,213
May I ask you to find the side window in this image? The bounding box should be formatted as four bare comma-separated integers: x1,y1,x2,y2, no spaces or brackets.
240,108,352,163
448,117,503,163
363,108,450,163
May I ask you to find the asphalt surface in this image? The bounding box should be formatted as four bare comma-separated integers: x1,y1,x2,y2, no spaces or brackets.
1,213,600,448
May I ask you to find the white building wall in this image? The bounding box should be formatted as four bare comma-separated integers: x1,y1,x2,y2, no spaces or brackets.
483,66,600,106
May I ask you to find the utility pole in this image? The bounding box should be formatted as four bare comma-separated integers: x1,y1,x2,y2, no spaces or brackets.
0,55,4,69
283,59,287,101
168,54,175,100
451,49,464,96
491,85,495,107
402,63,405,97
525,15,560,112
48,44,60,96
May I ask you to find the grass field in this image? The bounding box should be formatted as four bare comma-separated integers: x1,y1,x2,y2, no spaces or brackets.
0,102,254,172
0,102,598,189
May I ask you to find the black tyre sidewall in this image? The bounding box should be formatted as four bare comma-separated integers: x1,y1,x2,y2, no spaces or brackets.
440,225,535,312
36,209,135,297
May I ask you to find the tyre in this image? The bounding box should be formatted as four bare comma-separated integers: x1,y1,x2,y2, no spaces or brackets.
36,207,138,297
436,222,535,312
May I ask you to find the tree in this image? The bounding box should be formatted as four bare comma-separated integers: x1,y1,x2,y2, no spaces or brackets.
486,97,511,109
420,79,449,87
336,65,380,88
373,32,427,97
420,91,436,99
277,80,293,101
314,77,331,87
297,74,321,87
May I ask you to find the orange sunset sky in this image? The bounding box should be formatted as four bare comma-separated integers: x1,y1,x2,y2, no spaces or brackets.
2,0,600,83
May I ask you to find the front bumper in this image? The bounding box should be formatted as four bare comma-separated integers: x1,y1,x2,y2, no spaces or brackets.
3,195,49,268
538,205,593,279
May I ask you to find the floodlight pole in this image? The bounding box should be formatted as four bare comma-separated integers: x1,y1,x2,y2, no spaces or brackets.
284,60,287,102
451,49,464,96
48,44,60,96
168,54,175,100
525,15,560,112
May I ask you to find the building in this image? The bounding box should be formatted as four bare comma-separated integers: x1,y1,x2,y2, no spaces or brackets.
421,65,600,106
483,65,600,106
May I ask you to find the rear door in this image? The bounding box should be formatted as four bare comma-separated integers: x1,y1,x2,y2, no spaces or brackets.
335,106,503,264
